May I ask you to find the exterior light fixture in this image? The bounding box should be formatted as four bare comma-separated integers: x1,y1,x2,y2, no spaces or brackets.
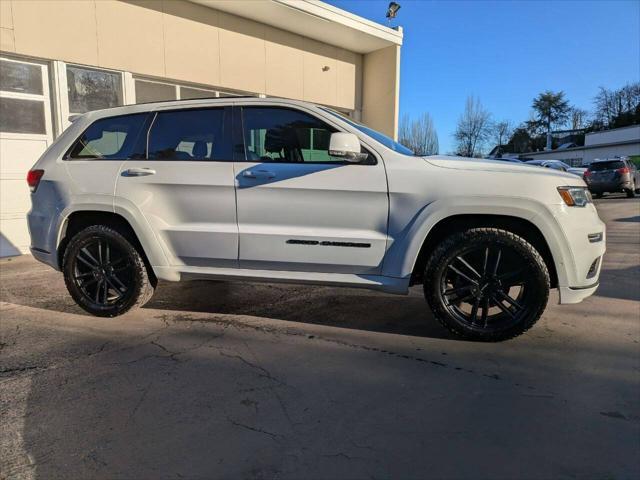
386,2,401,20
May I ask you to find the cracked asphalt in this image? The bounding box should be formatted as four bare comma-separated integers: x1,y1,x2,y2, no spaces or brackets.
1,197,639,480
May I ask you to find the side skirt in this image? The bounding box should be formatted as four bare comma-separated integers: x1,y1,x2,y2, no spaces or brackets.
153,266,410,295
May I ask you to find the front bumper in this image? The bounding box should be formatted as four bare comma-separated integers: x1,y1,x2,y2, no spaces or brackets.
545,203,606,304
559,283,599,304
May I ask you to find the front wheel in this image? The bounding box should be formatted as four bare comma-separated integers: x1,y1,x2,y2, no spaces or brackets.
63,225,155,317
423,228,550,341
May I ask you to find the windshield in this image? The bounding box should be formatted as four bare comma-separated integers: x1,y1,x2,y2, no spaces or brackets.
589,160,625,171
321,108,416,156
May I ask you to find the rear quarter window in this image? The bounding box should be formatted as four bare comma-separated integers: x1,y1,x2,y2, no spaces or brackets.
67,113,148,160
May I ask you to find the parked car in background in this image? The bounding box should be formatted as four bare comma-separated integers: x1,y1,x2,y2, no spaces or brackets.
526,159,572,172
27,97,605,341
584,158,640,198
567,166,588,178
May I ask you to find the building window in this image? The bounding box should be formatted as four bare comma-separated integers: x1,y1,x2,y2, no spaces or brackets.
0,57,49,135
135,79,177,103
180,86,215,100
0,97,46,134
66,65,123,114
0,60,43,95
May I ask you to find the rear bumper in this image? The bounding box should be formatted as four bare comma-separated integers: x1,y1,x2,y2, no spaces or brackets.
588,180,632,192
30,247,60,270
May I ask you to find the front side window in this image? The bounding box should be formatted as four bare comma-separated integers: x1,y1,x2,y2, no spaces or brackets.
67,113,147,159
66,66,123,114
147,108,230,161
242,107,343,163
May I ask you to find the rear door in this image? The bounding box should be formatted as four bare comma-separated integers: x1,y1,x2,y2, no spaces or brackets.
115,105,238,268
233,105,389,274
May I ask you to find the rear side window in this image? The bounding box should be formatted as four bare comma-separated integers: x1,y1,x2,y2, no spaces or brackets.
589,161,625,171
67,113,147,159
147,108,231,161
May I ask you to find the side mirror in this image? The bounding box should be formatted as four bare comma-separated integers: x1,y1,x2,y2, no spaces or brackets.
329,132,368,163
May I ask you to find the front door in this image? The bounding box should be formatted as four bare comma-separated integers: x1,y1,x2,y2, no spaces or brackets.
115,106,237,267
234,106,389,274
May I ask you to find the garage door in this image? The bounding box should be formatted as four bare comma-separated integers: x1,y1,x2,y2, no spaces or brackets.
0,56,54,257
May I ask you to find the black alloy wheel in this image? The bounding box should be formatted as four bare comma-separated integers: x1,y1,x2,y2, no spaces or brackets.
63,225,155,317
424,228,550,341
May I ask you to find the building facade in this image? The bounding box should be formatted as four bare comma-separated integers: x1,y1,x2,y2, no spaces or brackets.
519,125,640,166
0,0,403,256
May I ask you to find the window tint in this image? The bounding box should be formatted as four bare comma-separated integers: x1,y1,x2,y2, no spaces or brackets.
589,160,625,171
148,108,230,161
242,107,344,163
67,113,147,159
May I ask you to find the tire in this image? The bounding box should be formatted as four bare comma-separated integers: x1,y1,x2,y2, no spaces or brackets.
63,225,155,317
423,228,550,341
625,187,635,198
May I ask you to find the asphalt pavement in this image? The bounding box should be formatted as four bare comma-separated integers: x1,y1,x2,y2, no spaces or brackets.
1,196,639,480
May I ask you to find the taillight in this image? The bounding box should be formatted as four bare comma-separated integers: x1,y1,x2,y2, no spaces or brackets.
617,167,630,175
583,170,591,180
27,169,44,193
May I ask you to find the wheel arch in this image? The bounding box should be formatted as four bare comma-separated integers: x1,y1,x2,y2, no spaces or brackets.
57,210,161,282
409,214,558,288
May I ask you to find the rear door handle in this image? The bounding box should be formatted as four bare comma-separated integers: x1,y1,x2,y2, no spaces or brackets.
243,170,276,179
122,167,156,177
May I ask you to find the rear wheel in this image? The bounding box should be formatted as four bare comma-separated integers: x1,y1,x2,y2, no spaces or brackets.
63,225,155,317
626,181,636,198
423,228,550,341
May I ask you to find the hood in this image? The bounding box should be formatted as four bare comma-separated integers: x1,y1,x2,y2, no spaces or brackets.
423,155,580,182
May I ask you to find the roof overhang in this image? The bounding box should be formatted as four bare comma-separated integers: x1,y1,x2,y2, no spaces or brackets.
189,0,403,53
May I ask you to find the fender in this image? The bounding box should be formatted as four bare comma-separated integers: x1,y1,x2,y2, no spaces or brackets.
112,196,171,272
54,196,170,274
382,195,574,288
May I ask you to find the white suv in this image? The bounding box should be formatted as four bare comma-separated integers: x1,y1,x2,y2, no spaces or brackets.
27,98,605,340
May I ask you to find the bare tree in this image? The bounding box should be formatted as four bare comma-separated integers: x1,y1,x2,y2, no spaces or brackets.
454,96,492,157
398,113,439,155
570,107,589,130
594,82,640,127
491,120,513,150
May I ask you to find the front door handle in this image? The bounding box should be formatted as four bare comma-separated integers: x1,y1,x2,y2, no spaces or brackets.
122,167,156,177
243,170,276,179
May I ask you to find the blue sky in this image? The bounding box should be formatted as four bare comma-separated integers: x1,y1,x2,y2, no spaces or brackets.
326,0,640,153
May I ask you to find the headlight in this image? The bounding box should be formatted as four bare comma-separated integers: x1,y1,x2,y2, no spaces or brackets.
557,186,592,207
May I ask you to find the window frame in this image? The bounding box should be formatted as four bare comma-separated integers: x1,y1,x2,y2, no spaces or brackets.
0,55,53,141
145,106,233,162
236,106,376,166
